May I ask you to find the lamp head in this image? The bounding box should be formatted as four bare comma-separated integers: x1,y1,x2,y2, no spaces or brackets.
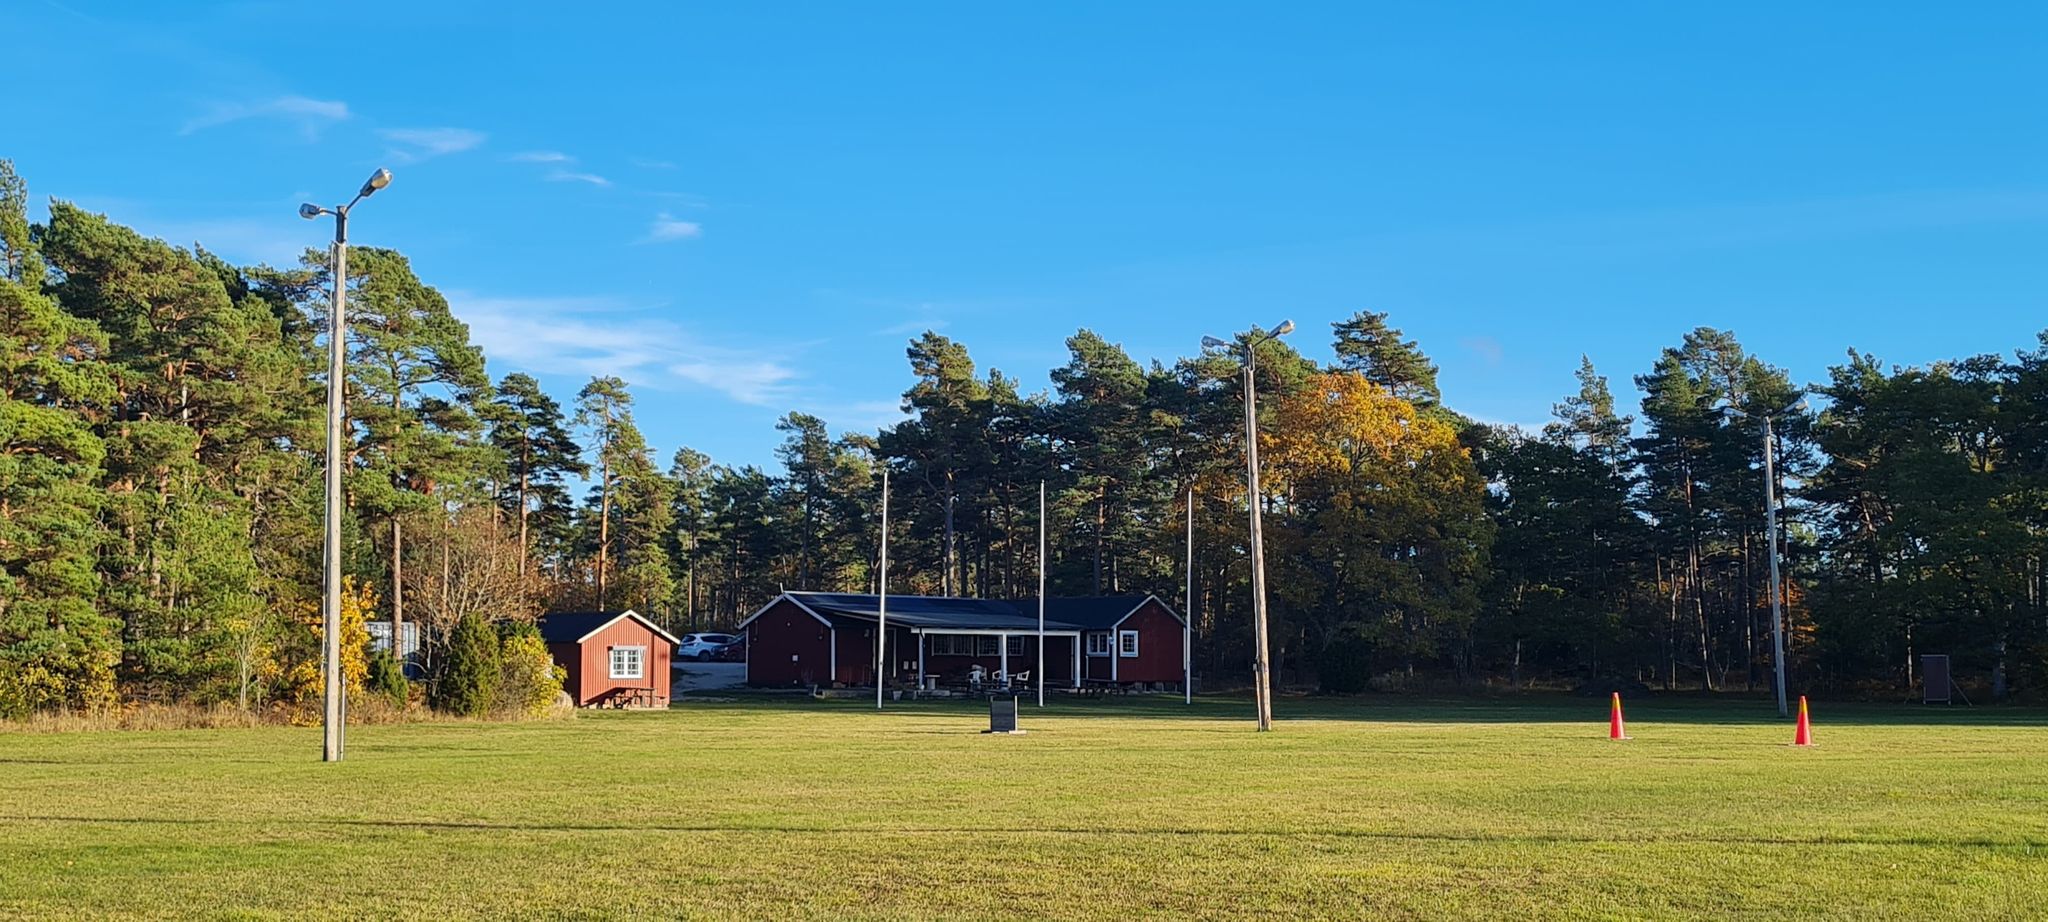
1201,335,1229,349
1273,319,1295,336
358,168,393,198
298,203,326,220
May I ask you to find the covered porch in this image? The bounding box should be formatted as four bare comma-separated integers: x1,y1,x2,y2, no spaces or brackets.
906,627,1083,692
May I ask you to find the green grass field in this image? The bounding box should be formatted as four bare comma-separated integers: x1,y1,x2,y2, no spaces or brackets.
2,695,2044,919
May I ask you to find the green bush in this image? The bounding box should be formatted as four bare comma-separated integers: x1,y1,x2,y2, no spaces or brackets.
430,614,501,717
365,650,409,706
494,626,565,718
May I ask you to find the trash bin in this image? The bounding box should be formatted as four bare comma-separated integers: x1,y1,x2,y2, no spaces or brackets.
983,695,1022,734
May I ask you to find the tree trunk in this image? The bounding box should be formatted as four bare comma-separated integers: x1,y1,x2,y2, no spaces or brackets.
799,491,813,589
1660,556,1676,690
392,515,405,675
1093,488,1107,595
598,460,611,609
1690,535,1710,692
942,477,956,596
441,514,452,630
516,441,531,580
1993,632,2008,700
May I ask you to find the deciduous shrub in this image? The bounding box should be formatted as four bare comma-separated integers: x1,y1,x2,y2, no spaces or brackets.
494,623,565,718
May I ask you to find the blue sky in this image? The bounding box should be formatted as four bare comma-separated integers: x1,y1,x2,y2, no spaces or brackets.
10,2,2047,467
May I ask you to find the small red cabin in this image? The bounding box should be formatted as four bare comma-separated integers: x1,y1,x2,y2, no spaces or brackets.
539,610,677,708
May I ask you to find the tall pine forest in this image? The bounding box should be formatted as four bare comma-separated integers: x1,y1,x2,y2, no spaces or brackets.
3,160,2046,717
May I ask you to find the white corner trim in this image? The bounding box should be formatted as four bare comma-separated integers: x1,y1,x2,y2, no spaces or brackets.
737,594,833,630
1108,594,1186,629
574,610,682,647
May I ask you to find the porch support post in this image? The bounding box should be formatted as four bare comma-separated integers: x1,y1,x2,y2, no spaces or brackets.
1072,636,1081,688
916,631,925,687
999,632,1009,685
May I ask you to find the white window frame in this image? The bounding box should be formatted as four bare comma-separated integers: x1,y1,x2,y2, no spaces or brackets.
609,645,646,679
1118,630,1139,658
932,635,996,657
1086,632,1113,657
1006,636,1025,657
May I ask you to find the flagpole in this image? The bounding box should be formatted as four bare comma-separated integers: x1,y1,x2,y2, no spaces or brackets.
1037,480,1046,708
1185,488,1193,705
877,468,890,711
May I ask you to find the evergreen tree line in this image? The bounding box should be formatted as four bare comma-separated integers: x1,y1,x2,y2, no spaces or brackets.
3,162,2045,716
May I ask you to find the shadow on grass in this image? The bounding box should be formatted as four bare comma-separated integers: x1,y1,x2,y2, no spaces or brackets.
5,813,2039,851
665,692,2048,728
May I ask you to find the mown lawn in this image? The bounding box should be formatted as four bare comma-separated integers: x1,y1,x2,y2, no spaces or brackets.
1,694,2044,919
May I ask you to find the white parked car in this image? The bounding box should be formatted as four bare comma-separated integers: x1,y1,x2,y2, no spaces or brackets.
677,632,738,661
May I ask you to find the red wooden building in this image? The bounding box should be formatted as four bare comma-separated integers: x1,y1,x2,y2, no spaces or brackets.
539,610,678,708
738,592,1188,691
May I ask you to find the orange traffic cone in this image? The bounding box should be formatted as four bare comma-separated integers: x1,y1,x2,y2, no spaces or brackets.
1609,692,1628,740
1793,695,1813,747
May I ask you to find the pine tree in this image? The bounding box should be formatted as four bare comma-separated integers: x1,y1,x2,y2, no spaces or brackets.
666,447,714,627
776,412,834,589
1330,310,1441,406
877,332,989,595
575,376,632,608
0,164,121,715
1050,330,1149,593
488,373,585,577
312,246,488,668
430,612,500,717
1546,355,1632,470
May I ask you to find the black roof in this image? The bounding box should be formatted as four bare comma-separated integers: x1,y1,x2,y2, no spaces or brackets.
1040,596,1166,631
771,592,1176,632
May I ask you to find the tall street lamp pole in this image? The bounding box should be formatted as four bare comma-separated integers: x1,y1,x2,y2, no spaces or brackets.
300,168,392,763
1203,320,1293,732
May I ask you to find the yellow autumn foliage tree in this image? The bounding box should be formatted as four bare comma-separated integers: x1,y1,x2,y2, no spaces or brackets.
1261,372,1493,682
279,577,376,706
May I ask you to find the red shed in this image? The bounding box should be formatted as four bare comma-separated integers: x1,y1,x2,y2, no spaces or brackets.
539,610,677,708
739,592,1188,691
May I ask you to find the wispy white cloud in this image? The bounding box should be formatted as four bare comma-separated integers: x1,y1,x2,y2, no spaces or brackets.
1462,336,1505,365
507,150,573,163
669,361,797,406
69,197,314,266
803,399,909,433
380,127,487,163
547,170,613,187
452,293,795,406
181,95,350,138
642,213,702,242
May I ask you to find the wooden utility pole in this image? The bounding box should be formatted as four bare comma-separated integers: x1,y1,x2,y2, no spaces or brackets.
1244,357,1274,731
